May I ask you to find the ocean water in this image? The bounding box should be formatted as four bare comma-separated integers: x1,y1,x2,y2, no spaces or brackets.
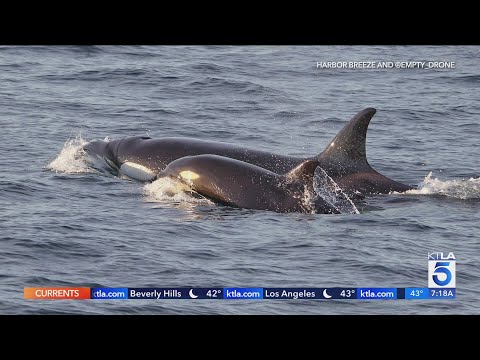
1,45,479,314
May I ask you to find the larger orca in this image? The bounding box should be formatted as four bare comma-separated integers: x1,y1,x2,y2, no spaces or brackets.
83,108,414,195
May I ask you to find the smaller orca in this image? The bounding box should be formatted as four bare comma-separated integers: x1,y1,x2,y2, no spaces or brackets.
156,154,340,214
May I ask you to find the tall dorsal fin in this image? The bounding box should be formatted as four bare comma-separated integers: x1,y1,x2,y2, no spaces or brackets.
316,108,414,194
284,159,319,183
317,107,376,173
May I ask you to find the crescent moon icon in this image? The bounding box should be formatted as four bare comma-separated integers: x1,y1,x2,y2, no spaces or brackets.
189,289,198,299
323,289,332,299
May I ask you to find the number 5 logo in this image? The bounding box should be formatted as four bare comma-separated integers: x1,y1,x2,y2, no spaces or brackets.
432,262,452,286
428,255,456,288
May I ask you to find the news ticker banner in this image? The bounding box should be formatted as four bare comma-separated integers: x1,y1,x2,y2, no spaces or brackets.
24,252,456,301
24,287,456,300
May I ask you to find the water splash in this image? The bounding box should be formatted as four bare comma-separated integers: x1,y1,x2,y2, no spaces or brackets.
300,182,319,214
47,136,93,174
143,177,214,205
405,171,480,199
313,168,360,214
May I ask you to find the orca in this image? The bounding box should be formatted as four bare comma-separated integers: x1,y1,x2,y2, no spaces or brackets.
83,108,414,195
157,155,340,214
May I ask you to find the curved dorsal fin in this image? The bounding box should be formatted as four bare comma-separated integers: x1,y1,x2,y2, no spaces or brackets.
316,108,414,194
317,107,376,173
284,159,319,183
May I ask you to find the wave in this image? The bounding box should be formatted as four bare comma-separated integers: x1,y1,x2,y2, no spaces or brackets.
188,77,284,97
143,177,214,206
189,63,231,72
47,136,93,174
404,171,480,199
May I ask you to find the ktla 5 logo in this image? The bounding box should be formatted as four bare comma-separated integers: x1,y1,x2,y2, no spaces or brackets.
428,252,456,288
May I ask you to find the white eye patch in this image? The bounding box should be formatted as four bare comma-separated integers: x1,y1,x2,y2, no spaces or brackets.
179,170,200,180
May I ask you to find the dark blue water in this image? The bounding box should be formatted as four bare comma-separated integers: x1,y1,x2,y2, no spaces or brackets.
1,46,479,314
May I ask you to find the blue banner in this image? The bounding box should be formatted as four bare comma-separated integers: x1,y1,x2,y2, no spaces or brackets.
357,288,397,300
223,288,263,299
86,287,455,300
91,288,128,300
405,288,429,299
127,288,224,299
428,288,456,299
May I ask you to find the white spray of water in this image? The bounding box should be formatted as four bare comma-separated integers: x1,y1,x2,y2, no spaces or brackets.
313,167,360,214
300,183,319,214
47,136,93,174
143,177,214,205
404,171,480,199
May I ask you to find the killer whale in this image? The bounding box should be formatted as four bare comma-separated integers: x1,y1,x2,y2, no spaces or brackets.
157,155,340,214
83,108,414,195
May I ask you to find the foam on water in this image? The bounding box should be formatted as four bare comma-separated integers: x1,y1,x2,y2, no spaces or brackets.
47,136,93,174
405,171,480,199
143,177,214,205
